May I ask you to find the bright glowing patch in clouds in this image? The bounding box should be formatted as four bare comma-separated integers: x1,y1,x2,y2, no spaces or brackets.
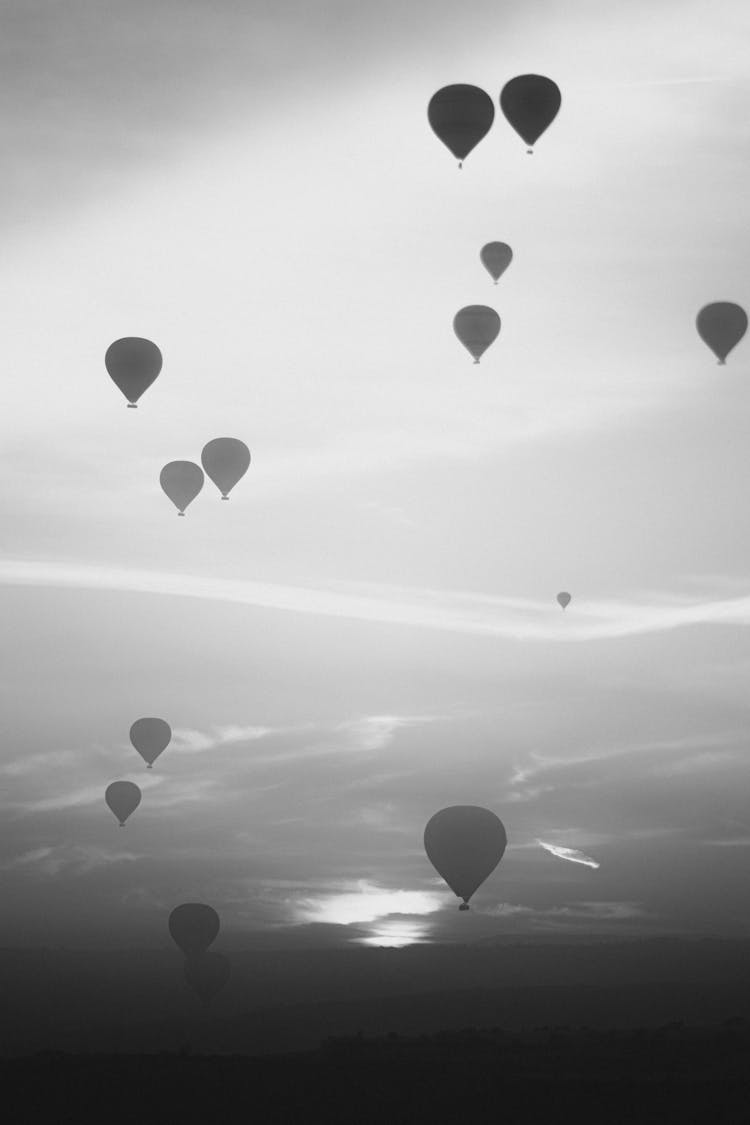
538,841,601,869
295,880,444,925
358,920,432,947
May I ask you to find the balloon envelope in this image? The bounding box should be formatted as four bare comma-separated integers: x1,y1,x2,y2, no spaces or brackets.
424,806,507,907
105,780,141,826
428,85,495,163
696,302,748,364
201,438,251,499
160,461,204,515
557,591,572,610
480,242,513,283
184,952,231,1005
453,306,501,363
130,717,171,768
105,338,162,406
500,75,561,148
169,903,220,957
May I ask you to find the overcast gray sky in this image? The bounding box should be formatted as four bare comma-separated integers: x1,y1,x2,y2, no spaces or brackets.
2,0,750,949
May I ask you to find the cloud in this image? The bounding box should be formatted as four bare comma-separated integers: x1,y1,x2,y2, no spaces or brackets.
6,559,750,643
0,749,81,777
170,724,275,754
538,841,601,869
0,844,140,876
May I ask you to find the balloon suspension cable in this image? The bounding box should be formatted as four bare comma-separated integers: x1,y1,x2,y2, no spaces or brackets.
127,403,138,409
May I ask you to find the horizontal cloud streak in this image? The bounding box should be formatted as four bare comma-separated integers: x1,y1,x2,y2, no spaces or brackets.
4,559,750,643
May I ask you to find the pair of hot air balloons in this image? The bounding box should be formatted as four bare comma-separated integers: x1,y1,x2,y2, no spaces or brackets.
696,303,747,365
424,806,507,910
103,717,173,826
161,437,251,516
453,243,514,361
169,903,230,1006
428,76,561,166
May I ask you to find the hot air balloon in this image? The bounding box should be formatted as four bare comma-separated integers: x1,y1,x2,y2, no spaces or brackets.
500,75,561,153
130,717,171,769
453,306,501,363
424,806,507,910
105,338,162,408
201,438,251,500
557,592,571,610
480,242,513,284
160,461,204,516
184,952,231,1006
696,303,748,365
169,903,220,957
105,781,141,827
428,85,495,167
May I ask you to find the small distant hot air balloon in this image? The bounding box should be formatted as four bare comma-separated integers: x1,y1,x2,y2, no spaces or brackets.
696,303,748,365
201,438,251,500
557,592,571,611
480,242,513,284
169,903,220,958
105,338,162,408
184,952,231,1006
453,306,501,363
500,75,561,153
130,718,171,769
160,461,204,516
428,85,495,167
105,781,141,827
424,806,507,911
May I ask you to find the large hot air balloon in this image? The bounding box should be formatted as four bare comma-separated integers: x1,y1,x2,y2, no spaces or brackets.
500,75,561,152
480,242,513,284
169,903,220,957
424,806,507,910
557,591,571,610
201,438,251,500
130,717,172,769
160,461,204,516
105,338,162,408
428,85,495,167
696,303,748,365
453,306,501,363
105,780,141,827
184,952,231,1006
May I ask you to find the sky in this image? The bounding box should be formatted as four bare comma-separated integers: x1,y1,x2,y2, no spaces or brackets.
1,0,750,952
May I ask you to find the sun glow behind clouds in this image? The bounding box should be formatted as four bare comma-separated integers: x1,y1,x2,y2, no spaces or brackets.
358,920,433,947
295,880,444,926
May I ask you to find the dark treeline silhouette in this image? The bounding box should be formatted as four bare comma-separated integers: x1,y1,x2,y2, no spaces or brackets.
4,1021,750,1123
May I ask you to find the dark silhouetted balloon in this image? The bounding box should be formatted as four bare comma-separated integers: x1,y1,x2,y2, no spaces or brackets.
500,75,561,152
105,338,162,407
428,85,495,166
557,591,571,610
480,242,513,284
105,780,141,826
424,806,507,910
169,903,220,957
184,952,231,1005
130,717,171,769
453,306,501,363
201,438,251,500
696,303,748,365
160,461,204,516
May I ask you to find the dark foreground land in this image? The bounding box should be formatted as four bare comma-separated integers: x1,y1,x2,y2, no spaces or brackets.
5,1022,750,1125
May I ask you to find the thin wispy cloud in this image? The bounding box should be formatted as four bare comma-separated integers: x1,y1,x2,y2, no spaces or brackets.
538,841,601,869
5,559,750,642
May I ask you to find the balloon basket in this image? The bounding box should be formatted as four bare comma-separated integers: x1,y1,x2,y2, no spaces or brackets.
127,404,137,409
459,903,469,912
